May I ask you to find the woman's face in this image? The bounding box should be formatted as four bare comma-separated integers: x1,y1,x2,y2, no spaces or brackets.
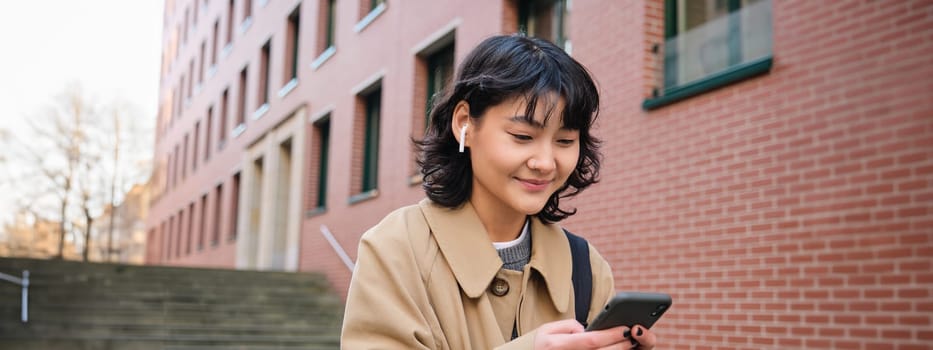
460,95,581,218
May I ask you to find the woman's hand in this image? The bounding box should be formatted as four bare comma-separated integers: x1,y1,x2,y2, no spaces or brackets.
532,319,657,349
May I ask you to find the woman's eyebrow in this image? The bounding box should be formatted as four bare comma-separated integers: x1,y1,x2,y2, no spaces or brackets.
508,115,545,129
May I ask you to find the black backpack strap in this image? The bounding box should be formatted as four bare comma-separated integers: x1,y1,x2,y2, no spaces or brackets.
564,229,592,328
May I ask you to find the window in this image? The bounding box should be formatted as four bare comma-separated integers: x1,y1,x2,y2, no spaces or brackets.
175,25,181,61
318,0,337,54
193,121,200,171
147,229,155,261
350,79,382,202
355,0,386,32
198,194,207,250
236,66,248,129
360,88,381,195
211,19,220,66
284,5,300,84
186,202,195,254
219,89,229,147
212,183,223,246
159,221,168,261
173,144,181,186
425,43,454,127
325,0,336,48
183,7,189,44
644,0,773,109
258,41,271,108
205,106,213,161
187,59,194,99
311,117,331,211
176,209,184,257
312,0,337,69
243,0,253,24
225,0,235,46
182,133,189,179
518,0,568,51
229,172,241,241
199,41,206,85
365,0,385,15
177,77,184,114
167,215,175,259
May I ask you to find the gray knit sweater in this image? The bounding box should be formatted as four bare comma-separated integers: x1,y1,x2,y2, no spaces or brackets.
496,223,532,271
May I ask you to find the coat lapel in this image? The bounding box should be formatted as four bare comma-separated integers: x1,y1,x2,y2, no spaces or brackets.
527,218,573,314
419,199,502,298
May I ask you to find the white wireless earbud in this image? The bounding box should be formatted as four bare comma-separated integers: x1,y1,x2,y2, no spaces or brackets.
458,124,468,153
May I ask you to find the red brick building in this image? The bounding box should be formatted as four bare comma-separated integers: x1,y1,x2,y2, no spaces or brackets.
147,0,933,348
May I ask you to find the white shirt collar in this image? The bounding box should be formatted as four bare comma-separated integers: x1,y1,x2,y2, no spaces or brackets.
492,217,530,250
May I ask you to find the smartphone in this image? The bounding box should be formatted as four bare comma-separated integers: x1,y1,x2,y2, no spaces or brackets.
585,291,672,331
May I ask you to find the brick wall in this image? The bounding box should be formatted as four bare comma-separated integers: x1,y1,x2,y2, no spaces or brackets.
564,1,933,349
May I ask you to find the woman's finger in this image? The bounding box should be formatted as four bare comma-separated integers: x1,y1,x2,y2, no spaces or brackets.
629,325,657,349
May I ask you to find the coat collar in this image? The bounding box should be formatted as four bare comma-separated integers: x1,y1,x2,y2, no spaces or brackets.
418,199,573,313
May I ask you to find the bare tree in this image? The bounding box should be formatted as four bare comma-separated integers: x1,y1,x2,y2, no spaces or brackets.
7,85,98,259
100,102,152,262
77,149,106,261
49,89,90,259
2,85,152,262
106,110,121,260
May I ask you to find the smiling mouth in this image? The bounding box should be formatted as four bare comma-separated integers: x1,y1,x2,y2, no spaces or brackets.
519,178,550,185
516,178,552,191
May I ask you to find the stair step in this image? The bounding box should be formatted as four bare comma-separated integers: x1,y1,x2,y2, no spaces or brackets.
0,257,343,350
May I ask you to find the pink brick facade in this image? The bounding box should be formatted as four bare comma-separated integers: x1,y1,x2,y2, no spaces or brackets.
148,1,933,348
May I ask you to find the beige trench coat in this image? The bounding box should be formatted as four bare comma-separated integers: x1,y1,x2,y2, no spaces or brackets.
341,199,616,349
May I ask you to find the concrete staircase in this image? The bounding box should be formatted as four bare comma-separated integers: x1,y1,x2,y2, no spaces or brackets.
0,257,343,350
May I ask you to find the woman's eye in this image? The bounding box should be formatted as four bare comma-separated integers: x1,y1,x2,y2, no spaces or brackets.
557,139,576,146
509,133,533,141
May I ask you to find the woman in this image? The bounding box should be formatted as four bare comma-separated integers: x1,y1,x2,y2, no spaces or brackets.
341,34,658,349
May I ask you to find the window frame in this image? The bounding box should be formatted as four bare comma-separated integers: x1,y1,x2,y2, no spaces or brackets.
257,40,271,112
229,172,241,241
643,0,773,110
211,182,223,246
313,117,331,212
425,43,455,127
361,90,381,194
285,5,301,83
518,0,568,51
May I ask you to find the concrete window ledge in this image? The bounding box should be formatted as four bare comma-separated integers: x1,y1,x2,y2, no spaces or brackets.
311,46,337,70
279,78,299,98
348,189,379,205
232,123,246,138
354,2,387,33
239,17,253,34
252,103,270,120
305,207,327,218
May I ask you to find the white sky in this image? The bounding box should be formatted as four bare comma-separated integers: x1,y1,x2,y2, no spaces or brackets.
0,0,164,225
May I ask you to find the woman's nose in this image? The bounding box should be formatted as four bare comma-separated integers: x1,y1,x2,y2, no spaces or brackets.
528,149,556,173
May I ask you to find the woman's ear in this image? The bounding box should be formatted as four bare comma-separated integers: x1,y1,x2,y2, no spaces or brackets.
452,101,471,147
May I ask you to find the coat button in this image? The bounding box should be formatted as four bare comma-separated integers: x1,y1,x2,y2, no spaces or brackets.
490,278,509,296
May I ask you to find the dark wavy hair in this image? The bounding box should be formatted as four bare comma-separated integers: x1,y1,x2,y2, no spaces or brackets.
415,34,601,223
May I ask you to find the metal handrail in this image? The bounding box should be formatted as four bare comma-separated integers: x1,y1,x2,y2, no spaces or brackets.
319,225,355,272
0,270,30,323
